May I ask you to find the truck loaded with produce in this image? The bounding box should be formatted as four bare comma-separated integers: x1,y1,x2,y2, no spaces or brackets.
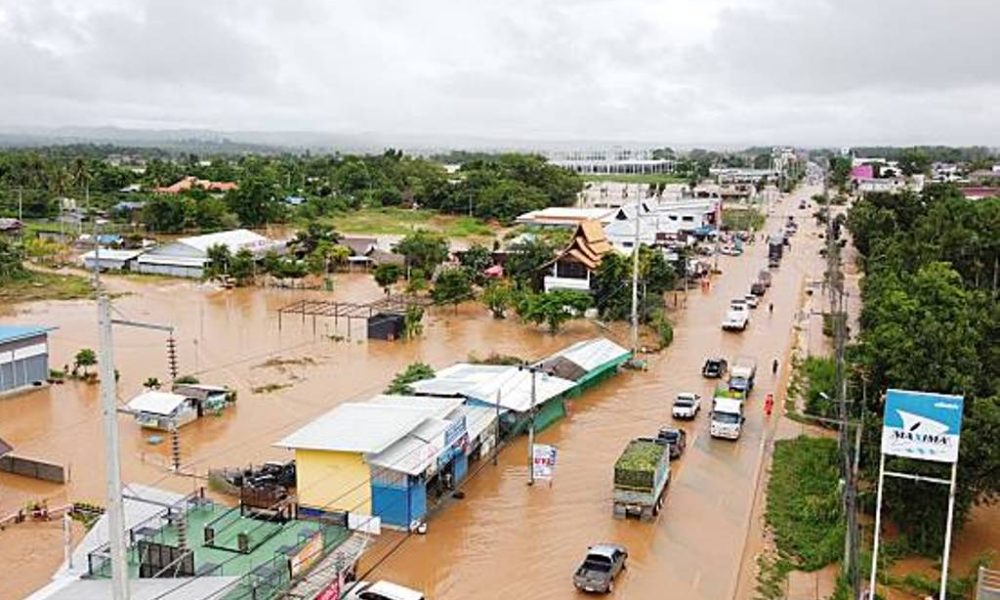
612,438,671,521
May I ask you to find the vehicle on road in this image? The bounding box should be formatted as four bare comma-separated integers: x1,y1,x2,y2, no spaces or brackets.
757,270,772,288
768,233,784,267
671,392,701,419
343,580,425,600
722,299,750,331
798,200,807,209
613,438,671,521
710,397,746,440
573,544,628,594
750,281,767,296
657,427,687,459
729,357,757,394
702,357,728,378
744,293,759,308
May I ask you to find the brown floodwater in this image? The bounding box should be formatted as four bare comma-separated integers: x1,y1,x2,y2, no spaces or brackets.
2,186,993,599
358,188,832,599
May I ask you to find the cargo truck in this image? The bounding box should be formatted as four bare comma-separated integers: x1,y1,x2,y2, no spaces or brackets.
728,357,757,394
612,438,671,521
710,397,745,440
768,233,784,267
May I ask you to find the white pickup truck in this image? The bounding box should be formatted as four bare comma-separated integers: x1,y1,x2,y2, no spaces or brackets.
722,299,750,331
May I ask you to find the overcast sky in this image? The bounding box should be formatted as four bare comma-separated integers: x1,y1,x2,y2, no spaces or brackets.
1,0,998,147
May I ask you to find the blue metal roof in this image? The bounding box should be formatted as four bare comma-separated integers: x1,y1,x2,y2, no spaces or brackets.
0,325,56,345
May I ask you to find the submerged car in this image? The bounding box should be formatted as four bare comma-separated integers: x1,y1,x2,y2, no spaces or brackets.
573,544,628,594
744,294,759,308
671,393,701,419
702,357,728,378
657,427,688,459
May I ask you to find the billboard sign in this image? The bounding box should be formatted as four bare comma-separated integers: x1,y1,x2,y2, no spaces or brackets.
532,444,558,480
881,389,963,463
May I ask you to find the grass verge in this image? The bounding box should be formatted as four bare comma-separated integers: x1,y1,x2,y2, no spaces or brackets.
316,208,495,238
582,173,687,185
0,271,93,305
766,436,843,571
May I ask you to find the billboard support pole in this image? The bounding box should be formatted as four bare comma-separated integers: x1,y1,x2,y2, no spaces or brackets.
939,461,959,600
868,452,887,597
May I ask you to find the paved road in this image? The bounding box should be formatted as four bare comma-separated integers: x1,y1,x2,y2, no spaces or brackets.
364,185,828,599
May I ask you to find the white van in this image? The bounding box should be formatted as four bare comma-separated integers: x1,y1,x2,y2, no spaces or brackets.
710,398,745,440
343,580,425,600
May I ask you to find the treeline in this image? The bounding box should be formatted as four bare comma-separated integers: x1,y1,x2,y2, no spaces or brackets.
847,184,1000,553
0,148,582,230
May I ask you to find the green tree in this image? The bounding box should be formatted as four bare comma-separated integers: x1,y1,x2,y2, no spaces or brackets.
73,348,97,376
516,289,591,333
898,147,931,176
205,244,232,279
290,222,339,256
143,377,162,390
0,237,28,280
457,243,493,285
229,248,255,285
385,362,435,394
194,196,238,231
394,230,449,272
504,236,557,290
373,263,402,294
432,267,474,309
828,156,852,193
226,177,282,227
481,280,513,318
403,305,424,340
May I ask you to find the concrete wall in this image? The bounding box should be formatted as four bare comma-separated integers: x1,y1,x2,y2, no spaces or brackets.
135,262,205,279
0,454,66,482
295,449,372,515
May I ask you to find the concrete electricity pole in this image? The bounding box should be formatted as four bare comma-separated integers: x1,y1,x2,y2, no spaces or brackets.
630,183,641,353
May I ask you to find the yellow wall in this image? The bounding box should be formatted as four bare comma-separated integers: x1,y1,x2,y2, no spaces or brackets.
295,449,371,515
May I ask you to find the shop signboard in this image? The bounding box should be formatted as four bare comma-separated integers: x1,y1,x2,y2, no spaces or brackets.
881,389,964,463
532,444,557,480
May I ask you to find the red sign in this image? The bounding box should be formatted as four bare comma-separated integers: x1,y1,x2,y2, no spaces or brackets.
315,572,344,600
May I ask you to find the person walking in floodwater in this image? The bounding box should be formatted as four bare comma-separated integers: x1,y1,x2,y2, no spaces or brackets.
764,393,774,417
772,358,779,375
768,302,774,315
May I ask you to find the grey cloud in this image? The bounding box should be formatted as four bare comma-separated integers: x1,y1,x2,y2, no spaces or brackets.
0,0,997,145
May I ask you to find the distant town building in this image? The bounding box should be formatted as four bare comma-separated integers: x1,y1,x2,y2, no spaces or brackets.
0,325,55,396
543,220,613,293
135,229,282,278
154,176,238,194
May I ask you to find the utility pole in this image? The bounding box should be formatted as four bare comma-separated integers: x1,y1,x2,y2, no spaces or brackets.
825,160,859,597
98,293,130,600
520,364,546,486
17,187,23,221
630,183,641,353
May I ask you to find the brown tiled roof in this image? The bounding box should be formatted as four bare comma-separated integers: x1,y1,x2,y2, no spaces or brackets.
546,219,613,271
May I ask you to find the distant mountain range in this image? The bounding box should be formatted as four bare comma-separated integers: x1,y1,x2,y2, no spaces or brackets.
0,125,736,155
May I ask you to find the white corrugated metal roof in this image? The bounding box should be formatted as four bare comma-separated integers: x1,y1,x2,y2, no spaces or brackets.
176,229,269,253
412,363,575,413
29,577,238,600
456,403,498,442
126,390,189,415
366,417,452,475
275,396,463,454
80,249,146,262
544,337,630,372
136,254,209,267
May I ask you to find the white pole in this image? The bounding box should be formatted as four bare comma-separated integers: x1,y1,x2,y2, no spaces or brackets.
868,453,887,597
527,369,537,486
98,295,130,600
630,184,641,353
63,511,73,569
939,461,959,600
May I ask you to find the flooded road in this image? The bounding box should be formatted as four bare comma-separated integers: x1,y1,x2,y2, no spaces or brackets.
362,187,829,599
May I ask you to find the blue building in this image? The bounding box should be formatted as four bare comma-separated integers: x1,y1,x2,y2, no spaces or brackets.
0,325,56,395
